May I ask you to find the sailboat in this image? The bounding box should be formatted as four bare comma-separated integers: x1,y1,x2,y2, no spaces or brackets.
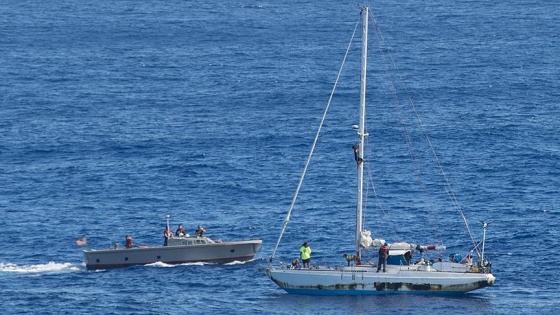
265,6,495,295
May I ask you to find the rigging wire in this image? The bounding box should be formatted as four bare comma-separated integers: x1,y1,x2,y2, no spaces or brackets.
268,15,362,265
270,7,482,265
367,11,479,252
368,12,441,242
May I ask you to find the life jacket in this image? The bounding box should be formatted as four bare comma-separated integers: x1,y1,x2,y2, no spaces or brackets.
379,245,389,255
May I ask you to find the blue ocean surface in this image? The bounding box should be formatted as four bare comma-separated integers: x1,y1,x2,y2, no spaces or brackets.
1,0,559,314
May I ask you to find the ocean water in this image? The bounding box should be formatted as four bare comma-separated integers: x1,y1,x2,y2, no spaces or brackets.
1,0,559,314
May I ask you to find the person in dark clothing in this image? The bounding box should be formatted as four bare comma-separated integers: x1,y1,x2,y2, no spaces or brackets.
125,235,133,248
290,259,300,269
195,225,206,237
175,224,185,237
404,250,413,265
163,227,173,246
377,243,389,272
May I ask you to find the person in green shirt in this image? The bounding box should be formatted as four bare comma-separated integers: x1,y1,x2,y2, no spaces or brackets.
300,242,311,268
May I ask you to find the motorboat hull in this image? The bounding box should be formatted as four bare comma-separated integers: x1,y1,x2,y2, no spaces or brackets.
84,240,262,270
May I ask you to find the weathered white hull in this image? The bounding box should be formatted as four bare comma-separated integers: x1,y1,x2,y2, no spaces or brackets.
266,265,495,295
84,240,262,270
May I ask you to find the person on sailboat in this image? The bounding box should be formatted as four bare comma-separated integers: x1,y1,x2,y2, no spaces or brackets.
377,243,389,272
352,144,363,166
300,242,311,268
290,259,300,269
404,250,413,265
463,254,473,265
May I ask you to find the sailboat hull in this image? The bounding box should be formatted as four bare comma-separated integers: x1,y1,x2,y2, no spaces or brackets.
267,266,495,295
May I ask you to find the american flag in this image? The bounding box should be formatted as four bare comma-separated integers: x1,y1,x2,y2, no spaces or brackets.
76,237,87,246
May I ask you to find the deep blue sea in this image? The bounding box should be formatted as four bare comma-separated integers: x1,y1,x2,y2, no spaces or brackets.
1,0,559,314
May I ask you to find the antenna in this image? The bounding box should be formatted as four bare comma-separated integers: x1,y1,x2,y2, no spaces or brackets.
480,220,490,268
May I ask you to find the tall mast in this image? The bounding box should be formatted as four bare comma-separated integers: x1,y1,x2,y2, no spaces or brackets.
356,6,368,256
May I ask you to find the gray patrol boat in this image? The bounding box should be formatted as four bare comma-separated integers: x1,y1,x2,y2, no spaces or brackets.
83,217,262,270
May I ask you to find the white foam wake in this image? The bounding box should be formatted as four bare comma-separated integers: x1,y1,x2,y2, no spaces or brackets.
224,260,249,266
145,261,207,267
0,261,81,274
145,261,175,268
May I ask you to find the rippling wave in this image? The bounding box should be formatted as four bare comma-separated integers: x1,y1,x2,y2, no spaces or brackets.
1,0,559,314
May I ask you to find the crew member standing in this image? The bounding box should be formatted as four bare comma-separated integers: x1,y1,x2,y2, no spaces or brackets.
163,227,173,246
377,242,389,272
125,235,133,248
300,242,311,269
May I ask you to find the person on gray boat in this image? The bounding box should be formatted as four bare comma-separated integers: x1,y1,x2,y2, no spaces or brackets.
125,235,133,248
175,224,185,237
163,227,173,246
195,225,205,237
